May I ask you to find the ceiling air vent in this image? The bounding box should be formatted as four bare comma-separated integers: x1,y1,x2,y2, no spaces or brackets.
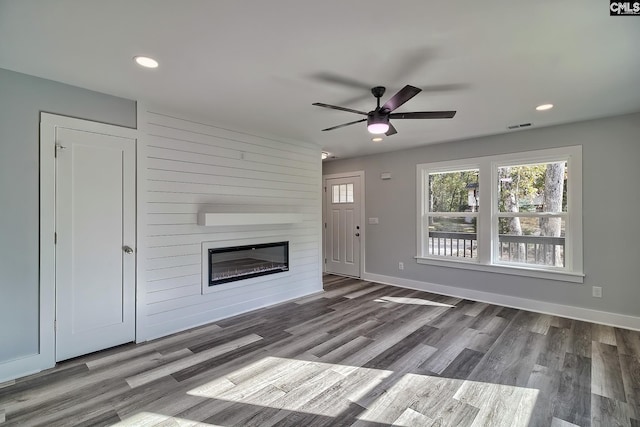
507,123,532,130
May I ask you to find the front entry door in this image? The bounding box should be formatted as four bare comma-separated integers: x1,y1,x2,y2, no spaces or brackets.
55,126,136,361
325,175,361,277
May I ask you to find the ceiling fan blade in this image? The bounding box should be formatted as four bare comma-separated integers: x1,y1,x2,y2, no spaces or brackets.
389,111,457,119
390,47,437,83
381,85,422,112
312,102,368,115
336,93,372,106
310,72,372,91
420,83,469,93
321,118,367,132
385,122,398,136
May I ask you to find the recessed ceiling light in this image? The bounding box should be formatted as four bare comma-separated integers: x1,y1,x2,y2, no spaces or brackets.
134,56,159,69
536,103,553,111
372,137,383,142
321,151,329,160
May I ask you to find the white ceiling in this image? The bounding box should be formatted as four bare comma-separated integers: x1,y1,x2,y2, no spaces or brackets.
1,1,639,160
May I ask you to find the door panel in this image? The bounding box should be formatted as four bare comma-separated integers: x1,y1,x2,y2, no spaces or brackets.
331,210,340,261
55,127,135,361
325,176,361,277
345,208,354,264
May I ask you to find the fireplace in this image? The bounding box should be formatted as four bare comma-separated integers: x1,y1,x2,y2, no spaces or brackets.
208,241,289,286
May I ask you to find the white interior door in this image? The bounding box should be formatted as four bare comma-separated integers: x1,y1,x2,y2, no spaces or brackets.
55,127,136,361
325,176,362,277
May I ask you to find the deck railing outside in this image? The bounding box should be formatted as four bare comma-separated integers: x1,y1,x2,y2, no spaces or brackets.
428,231,478,259
428,231,565,267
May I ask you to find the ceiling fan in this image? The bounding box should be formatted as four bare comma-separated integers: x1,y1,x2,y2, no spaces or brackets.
313,85,456,136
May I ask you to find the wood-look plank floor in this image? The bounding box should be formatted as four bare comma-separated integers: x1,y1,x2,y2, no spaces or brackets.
2,275,640,426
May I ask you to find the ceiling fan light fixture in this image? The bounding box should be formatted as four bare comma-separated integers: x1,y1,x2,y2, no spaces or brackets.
367,114,389,134
367,123,389,134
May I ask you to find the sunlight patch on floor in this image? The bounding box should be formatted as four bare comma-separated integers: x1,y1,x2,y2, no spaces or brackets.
374,295,456,307
187,356,386,417
112,411,221,426
184,356,538,426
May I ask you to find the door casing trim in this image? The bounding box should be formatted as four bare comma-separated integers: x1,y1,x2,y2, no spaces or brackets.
322,171,365,278
40,113,137,371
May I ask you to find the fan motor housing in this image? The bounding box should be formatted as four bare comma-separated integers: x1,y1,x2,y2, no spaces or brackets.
367,110,389,127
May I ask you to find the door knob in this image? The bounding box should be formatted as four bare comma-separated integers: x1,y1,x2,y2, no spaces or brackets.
355,233,360,237
123,246,134,254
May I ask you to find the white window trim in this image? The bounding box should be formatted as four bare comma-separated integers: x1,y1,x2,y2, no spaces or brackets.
416,145,583,283
416,161,481,261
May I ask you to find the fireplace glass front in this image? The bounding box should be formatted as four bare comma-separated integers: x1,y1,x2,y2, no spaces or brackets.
208,241,289,286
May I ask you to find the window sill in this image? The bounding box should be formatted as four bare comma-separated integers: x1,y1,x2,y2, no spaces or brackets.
414,256,584,283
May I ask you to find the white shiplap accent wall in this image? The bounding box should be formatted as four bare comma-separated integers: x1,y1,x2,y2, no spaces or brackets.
137,106,323,341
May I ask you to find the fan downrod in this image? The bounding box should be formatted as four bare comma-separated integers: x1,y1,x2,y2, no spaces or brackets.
371,86,386,110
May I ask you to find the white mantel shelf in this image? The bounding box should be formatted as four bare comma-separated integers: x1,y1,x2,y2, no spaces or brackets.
198,213,304,227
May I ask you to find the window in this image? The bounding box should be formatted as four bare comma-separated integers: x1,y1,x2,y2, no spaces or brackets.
332,183,354,203
416,146,583,282
424,168,479,260
496,161,567,268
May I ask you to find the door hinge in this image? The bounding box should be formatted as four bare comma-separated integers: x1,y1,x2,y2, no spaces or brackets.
324,258,327,264
54,232,57,244
55,144,66,158
324,186,326,192
54,320,57,331
324,222,327,229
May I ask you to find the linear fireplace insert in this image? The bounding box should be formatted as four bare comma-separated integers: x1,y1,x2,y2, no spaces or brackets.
208,241,289,286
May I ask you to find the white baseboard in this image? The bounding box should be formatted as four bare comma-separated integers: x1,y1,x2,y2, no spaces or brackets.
0,353,53,384
139,285,322,343
362,272,640,331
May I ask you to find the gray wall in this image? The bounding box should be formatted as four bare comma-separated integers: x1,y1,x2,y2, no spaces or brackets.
0,68,136,363
323,113,640,317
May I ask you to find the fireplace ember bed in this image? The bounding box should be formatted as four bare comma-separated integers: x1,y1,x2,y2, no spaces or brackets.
208,241,289,286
